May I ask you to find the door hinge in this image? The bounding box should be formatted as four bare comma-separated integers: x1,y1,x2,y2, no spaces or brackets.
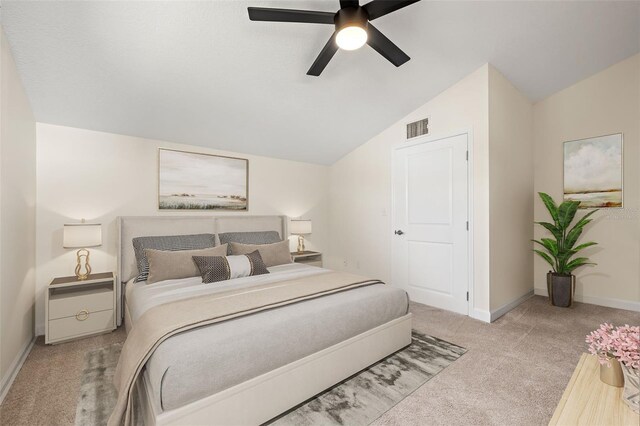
466,150,469,161
466,221,469,230
466,292,469,301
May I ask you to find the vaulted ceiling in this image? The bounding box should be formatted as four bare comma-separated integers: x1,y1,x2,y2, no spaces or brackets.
2,1,639,164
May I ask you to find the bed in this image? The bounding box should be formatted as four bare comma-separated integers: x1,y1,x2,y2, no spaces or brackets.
116,215,412,426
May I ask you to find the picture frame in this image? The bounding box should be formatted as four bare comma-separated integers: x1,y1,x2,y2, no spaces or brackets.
158,148,248,211
563,133,623,209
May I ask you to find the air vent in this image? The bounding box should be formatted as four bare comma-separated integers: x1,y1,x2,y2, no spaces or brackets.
406,118,429,139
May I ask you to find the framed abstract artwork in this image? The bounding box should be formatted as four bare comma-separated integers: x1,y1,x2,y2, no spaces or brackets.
563,133,623,208
158,148,248,210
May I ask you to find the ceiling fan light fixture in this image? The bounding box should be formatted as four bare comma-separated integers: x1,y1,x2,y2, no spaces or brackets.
336,25,368,50
248,0,421,76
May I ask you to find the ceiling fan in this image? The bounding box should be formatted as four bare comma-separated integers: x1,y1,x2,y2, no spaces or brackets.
248,0,421,76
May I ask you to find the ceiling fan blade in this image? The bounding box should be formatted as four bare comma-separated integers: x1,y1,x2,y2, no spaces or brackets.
307,33,339,76
339,0,359,8
363,0,421,21
248,7,335,24
366,24,410,67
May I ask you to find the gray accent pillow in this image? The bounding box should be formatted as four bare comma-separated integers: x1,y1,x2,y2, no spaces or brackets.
193,250,269,284
229,240,292,268
132,234,216,282
145,245,228,284
218,231,282,254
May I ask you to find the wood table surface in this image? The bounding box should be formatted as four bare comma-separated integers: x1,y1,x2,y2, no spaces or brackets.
550,353,639,426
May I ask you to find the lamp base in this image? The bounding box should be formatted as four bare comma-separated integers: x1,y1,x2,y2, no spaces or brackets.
297,235,306,254
75,248,92,280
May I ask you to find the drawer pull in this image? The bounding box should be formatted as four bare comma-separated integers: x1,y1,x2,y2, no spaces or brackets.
75,309,89,321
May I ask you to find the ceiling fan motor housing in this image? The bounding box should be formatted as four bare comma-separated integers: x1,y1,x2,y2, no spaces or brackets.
334,7,369,32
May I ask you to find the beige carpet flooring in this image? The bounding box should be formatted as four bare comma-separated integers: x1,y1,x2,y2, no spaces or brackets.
1,296,638,426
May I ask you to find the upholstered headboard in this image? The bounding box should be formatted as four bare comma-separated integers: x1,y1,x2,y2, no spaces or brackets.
116,215,288,325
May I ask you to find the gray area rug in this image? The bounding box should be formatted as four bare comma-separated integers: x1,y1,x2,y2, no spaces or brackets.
75,332,465,426
268,331,466,425
75,343,122,426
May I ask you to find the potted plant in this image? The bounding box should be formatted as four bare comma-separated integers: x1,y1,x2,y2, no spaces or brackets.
586,323,640,413
533,192,598,307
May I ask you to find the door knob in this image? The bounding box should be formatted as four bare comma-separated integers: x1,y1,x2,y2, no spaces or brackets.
394,230,404,235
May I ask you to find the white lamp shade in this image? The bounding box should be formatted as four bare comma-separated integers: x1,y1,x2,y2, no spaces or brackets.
290,219,312,235
63,223,102,248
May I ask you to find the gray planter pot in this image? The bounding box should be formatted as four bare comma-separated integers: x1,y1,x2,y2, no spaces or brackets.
546,272,575,307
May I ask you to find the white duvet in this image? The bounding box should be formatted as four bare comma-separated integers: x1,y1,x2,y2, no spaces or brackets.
125,262,326,323
124,261,409,411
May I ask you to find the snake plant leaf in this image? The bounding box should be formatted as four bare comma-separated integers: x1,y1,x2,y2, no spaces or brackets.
567,209,599,236
565,226,584,250
565,211,598,249
573,241,597,252
535,222,562,241
532,239,546,248
559,250,584,273
559,248,577,261
558,200,580,229
541,238,558,256
538,193,559,225
534,249,556,271
533,239,559,258
565,257,595,273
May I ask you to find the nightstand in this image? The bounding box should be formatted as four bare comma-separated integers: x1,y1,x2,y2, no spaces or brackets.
291,251,323,267
45,272,117,344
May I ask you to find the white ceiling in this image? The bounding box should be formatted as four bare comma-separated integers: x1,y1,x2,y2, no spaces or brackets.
1,1,638,164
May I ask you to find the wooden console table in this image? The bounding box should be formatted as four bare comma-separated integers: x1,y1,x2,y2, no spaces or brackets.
550,354,638,425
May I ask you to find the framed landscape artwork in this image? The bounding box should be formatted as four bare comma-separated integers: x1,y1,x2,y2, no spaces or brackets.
563,133,623,208
158,148,248,210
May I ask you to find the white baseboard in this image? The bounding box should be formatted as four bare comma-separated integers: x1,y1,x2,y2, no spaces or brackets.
469,308,491,323
490,290,534,322
468,290,534,323
35,323,45,337
534,288,640,312
0,336,35,404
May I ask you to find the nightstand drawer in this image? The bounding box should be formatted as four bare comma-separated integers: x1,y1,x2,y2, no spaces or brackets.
48,309,114,342
48,283,113,320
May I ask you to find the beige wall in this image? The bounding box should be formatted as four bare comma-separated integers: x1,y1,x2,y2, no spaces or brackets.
34,123,330,334
326,64,492,319
0,28,36,395
533,54,640,310
488,66,534,312
326,64,537,320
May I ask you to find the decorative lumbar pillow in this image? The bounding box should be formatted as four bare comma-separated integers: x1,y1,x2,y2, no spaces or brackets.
132,234,216,282
229,240,292,268
218,231,282,254
193,250,270,284
145,245,228,285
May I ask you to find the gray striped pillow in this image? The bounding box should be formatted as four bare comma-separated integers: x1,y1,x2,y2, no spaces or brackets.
193,250,269,284
132,234,216,282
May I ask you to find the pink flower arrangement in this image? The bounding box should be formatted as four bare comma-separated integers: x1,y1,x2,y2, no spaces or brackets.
586,323,640,370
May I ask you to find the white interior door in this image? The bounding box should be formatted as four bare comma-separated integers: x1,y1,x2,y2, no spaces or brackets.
392,133,469,315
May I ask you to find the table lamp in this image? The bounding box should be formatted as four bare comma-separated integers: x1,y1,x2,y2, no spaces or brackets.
63,220,102,280
290,219,312,254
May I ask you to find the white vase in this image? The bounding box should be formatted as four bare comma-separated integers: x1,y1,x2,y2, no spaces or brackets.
621,364,639,414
